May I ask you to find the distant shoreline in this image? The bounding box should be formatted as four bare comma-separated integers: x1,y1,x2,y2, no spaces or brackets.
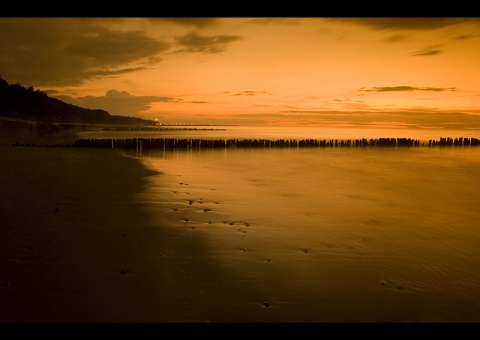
2,117,480,149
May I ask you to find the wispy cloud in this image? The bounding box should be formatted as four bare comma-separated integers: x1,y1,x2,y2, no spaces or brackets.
145,18,221,28
381,34,409,43
260,109,480,130
231,91,268,96
454,34,478,40
410,46,444,56
173,32,243,54
283,110,366,115
249,18,304,25
358,86,457,92
327,18,480,31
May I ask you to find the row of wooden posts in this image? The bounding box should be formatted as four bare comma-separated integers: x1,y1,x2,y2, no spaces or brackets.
66,137,480,149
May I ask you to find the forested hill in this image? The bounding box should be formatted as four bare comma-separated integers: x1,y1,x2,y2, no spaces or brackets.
0,77,156,126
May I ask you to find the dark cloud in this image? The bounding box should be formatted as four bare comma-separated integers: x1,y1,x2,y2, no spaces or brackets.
358,86,456,92
173,32,243,54
145,18,221,28
283,110,366,115
327,18,480,31
0,18,245,90
454,34,478,40
55,90,179,117
410,47,443,56
249,18,304,25
382,34,408,43
0,18,169,87
327,18,479,54
231,91,267,96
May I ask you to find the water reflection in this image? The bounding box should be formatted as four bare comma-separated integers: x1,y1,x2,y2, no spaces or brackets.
125,146,480,321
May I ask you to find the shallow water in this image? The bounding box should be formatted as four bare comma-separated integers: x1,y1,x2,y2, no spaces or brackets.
121,145,480,322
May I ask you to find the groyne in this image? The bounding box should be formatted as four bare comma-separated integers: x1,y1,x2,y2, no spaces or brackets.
75,137,423,149
11,137,480,148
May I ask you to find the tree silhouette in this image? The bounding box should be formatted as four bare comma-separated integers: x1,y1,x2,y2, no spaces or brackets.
0,76,155,126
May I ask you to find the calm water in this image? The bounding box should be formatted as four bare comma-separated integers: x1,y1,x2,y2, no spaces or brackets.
114,126,480,322
78,125,480,144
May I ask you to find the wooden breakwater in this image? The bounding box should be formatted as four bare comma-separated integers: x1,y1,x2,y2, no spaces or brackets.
10,137,480,149
65,137,480,149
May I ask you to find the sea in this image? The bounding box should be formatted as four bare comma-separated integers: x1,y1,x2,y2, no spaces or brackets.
79,125,480,322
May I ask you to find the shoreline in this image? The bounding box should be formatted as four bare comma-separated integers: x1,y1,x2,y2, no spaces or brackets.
0,145,289,322
3,127,480,323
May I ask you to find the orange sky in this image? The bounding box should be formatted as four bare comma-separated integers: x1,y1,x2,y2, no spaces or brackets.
1,17,480,130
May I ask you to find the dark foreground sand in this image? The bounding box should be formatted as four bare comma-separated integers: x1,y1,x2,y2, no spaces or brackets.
0,144,297,324
0,146,248,323
0,145,165,322
0,146,263,323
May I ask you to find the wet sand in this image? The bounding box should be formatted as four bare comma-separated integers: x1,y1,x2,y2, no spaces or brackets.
0,145,295,323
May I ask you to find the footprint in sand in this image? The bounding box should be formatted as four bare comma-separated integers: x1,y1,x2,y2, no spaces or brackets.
380,279,405,291
262,301,272,308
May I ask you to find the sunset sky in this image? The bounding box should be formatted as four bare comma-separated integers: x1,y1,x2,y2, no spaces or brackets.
1,17,480,130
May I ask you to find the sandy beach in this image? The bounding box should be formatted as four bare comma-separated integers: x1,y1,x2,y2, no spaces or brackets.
0,145,165,322
0,124,316,323
0,140,292,323
2,126,480,326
